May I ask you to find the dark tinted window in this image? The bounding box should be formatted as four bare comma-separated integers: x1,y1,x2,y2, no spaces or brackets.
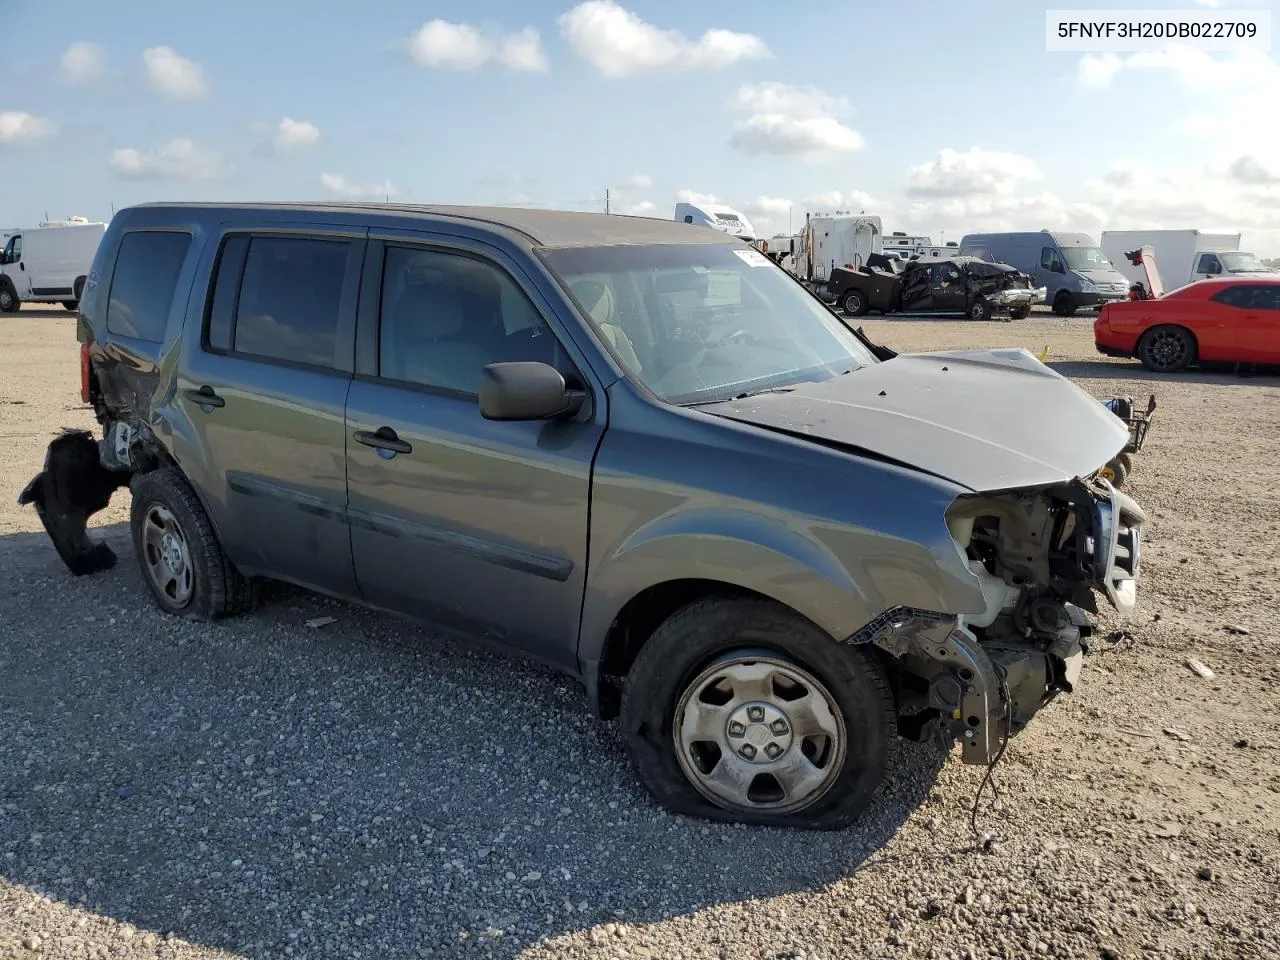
1212,286,1252,308
1040,246,1061,271
204,235,249,352
105,231,192,342
378,246,564,395
233,236,350,368
1196,254,1222,274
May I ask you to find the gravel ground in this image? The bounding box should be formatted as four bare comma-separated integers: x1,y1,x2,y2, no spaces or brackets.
2,304,1278,960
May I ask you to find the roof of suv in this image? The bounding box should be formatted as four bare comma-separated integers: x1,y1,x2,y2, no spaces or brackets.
129,202,742,250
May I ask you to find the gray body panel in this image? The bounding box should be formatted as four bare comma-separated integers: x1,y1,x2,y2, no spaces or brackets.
71,202,1124,704
701,348,1129,492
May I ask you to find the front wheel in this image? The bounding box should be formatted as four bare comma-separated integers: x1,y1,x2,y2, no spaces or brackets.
130,468,258,621
0,284,18,314
841,289,868,317
1052,291,1077,317
1097,457,1129,487
1009,304,1031,320
62,300,80,311
620,597,897,829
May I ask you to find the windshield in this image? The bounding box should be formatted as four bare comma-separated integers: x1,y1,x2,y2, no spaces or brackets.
1220,251,1271,273
1061,246,1115,272
541,243,876,405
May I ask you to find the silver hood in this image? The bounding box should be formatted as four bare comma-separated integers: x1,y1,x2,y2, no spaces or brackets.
706,348,1128,492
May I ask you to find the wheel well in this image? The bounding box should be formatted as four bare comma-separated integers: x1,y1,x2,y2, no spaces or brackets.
594,579,791,719
74,275,87,298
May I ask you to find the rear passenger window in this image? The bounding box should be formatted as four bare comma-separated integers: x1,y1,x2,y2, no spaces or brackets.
232,236,350,368
106,231,192,342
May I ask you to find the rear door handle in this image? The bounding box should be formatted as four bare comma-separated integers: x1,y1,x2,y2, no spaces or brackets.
184,385,225,409
355,427,412,456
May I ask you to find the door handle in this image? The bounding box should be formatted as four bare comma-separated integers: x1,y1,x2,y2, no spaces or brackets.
355,427,412,456
184,385,225,409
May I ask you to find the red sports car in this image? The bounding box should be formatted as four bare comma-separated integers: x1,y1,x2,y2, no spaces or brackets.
1094,277,1280,372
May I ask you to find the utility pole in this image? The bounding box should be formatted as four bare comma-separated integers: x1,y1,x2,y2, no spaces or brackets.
605,189,610,215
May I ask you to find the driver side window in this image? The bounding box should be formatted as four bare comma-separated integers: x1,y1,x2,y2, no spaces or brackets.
377,246,569,396
1196,254,1222,275
2,236,20,264
1040,247,1062,272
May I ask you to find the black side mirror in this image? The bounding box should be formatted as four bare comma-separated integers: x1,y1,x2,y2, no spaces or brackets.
479,362,585,421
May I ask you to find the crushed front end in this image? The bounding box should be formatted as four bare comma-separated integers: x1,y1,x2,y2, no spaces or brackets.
853,477,1144,763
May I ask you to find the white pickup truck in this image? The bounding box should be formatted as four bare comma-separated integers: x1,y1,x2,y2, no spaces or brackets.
1100,229,1275,293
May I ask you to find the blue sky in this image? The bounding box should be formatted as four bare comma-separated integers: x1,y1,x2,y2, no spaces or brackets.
5,0,1280,254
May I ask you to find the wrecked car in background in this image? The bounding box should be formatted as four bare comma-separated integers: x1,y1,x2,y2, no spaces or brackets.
828,254,1046,321
21,202,1143,830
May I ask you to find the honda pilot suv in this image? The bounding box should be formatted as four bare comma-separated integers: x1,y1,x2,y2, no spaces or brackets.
21,203,1145,829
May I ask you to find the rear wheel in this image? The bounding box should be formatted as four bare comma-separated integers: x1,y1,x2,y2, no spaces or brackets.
620,596,897,830
62,301,79,311
130,468,257,621
1137,325,1195,373
841,289,868,317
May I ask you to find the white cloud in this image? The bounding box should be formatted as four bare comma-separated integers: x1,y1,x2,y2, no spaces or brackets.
906,148,1042,198
109,139,230,180
558,0,769,77
143,46,208,99
1229,155,1280,186
320,173,399,199
804,190,885,213
61,42,104,82
676,189,717,205
624,173,653,189
406,20,547,72
498,27,550,72
620,200,656,216
0,111,56,145
273,117,320,154
728,82,863,163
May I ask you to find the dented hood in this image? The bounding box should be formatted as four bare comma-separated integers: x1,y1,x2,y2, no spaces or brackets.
704,348,1128,492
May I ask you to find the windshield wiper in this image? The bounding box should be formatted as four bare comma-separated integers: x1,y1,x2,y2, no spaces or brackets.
732,385,797,400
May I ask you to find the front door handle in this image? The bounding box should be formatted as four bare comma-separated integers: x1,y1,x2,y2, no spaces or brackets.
184,385,225,409
355,426,412,456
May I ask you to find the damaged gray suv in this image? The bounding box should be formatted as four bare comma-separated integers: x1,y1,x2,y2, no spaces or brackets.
21,203,1145,829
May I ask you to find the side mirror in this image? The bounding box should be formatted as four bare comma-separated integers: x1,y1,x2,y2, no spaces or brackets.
479,362,585,421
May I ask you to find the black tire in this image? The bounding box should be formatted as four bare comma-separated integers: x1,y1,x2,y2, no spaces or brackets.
1116,452,1134,474
1009,304,1031,320
841,289,868,317
968,298,992,322
130,467,257,621
73,275,86,300
0,282,18,314
1052,291,1076,317
620,596,897,830
62,301,80,311
1137,325,1195,373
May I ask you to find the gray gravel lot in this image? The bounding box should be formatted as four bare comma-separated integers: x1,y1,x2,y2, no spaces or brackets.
2,306,1279,960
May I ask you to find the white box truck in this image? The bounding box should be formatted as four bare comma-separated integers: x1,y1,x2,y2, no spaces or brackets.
0,219,107,313
1099,229,1276,293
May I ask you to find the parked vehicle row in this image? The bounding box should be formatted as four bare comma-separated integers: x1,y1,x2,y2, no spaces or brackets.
826,254,1044,321
21,202,1145,829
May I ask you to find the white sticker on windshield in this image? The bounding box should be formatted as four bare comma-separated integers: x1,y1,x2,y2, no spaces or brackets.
732,248,771,268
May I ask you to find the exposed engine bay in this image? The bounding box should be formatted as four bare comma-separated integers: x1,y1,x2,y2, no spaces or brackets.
851,478,1145,765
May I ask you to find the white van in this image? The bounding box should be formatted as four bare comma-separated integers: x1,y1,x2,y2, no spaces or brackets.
1099,229,1276,292
959,230,1130,316
0,220,107,313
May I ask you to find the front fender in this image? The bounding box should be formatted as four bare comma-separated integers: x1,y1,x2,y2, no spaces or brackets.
578,501,987,672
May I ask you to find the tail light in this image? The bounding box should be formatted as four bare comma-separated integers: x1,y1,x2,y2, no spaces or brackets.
80,343,91,405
